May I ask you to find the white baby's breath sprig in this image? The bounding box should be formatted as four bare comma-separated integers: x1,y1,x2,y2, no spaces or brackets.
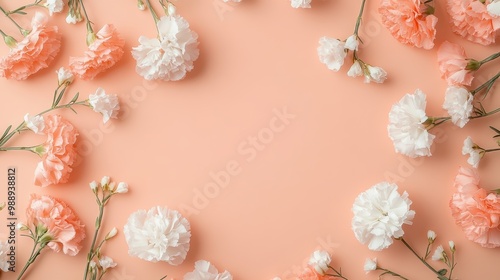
83,176,128,280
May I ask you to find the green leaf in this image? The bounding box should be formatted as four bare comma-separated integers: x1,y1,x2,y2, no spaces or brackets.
490,126,500,135
53,87,67,107
0,125,12,142
14,11,27,15
438,268,448,275
70,92,79,104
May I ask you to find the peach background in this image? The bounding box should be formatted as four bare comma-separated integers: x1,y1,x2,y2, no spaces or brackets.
1,0,500,279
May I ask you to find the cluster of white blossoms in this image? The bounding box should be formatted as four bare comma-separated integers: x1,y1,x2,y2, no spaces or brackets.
317,34,387,83
352,182,415,251
132,7,199,81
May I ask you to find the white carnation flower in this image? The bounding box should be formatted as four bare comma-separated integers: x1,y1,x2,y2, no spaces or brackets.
290,0,311,8
387,89,435,157
363,258,377,273
65,10,82,24
88,87,120,124
44,0,64,16
98,256,117,271
443,86,473,128
124,206,191,265
364,65,387,83
184,260,233,280
0,240,9,272
462,136,482,168
307,250,331,275
132,15,199,81
352,182,415,251
24,113,45,134
488,0,500,17
317,37,347,71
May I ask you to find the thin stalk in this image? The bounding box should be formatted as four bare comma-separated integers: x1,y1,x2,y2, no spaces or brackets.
0,5,27,35
400,238,446,279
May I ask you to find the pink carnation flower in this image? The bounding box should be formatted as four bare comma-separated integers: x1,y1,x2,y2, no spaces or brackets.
446,0,500,45
0,12,61,80
34,115,78,187
450,167,500,248
69,24,125,80
437,41,475,86
379,0,438,49
26,193,85,255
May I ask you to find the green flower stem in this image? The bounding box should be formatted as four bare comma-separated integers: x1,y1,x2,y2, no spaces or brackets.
485,148,500,153
470,107,500,120
0,5,27,35
78,0,94,33
448,251,456,280
326,265,348,280
16,242,46,280
0,145,38,153
378,268,409,280
84,194,111,280
144,0,160,35
0,121,26,148
400,238,448,280
471,71,500,97
353,0,367,38
8,0,43,15
479,52,500,66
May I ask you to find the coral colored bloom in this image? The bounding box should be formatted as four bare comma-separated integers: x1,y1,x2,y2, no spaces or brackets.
297,266,336,280
69,24,125,80
379,0,438,49
26,194,85,255
450,167,500,248
437,41,475,86
34,115,78,187
446,0,500,45
0,12,61,80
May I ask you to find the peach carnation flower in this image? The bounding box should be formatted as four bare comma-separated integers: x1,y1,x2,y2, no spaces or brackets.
26,193,85,255
69,24,125,80
34,115,78,187
0,12,61,80
446,0,500,45
379,0,438,50
437,41,475,86
450,167,500,248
